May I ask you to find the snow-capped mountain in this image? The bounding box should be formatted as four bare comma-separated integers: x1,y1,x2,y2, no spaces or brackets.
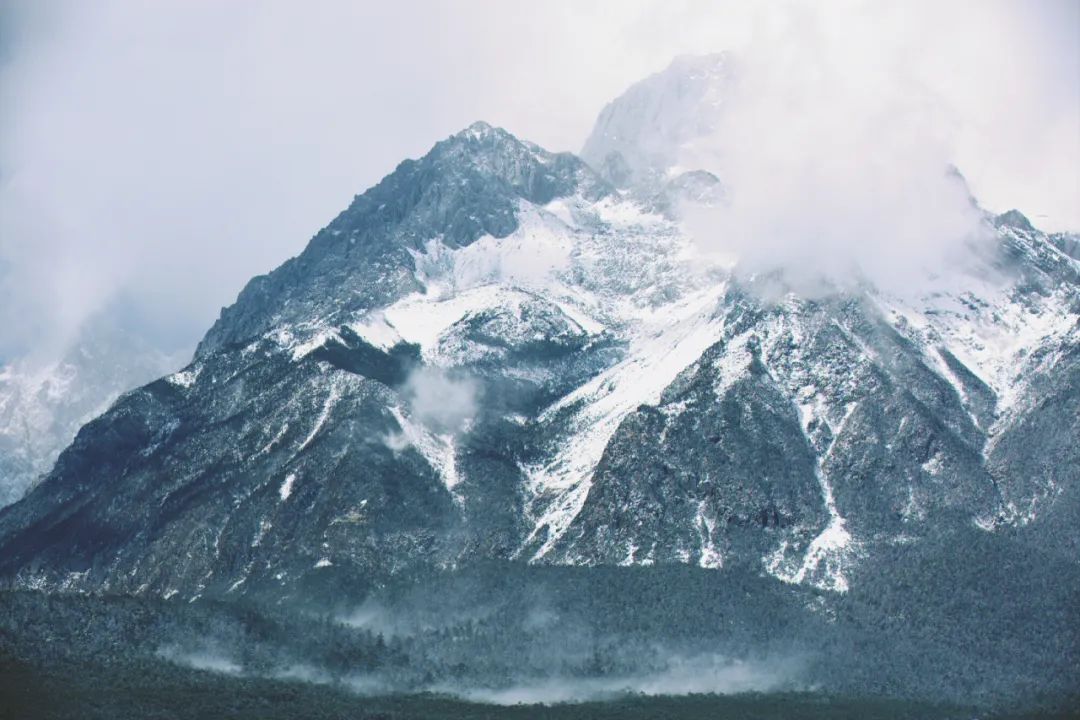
0,317,181,509
0,55,1075,621
0,105,1075,606
1,55,1077,705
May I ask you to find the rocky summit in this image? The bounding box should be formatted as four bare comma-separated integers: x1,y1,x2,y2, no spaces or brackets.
0,55,1077,709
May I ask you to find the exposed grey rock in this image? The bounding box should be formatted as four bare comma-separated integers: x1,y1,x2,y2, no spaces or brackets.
0,115,1075,629
198,122,610,358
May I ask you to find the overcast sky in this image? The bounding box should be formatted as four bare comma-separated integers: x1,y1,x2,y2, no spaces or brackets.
1,0,1077,362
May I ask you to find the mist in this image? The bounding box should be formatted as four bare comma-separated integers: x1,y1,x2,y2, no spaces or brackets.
442,654,800,705
672,1,1077,297
156,643,242,675
402,367,479,434
1,0,1076,365
156,600,805,706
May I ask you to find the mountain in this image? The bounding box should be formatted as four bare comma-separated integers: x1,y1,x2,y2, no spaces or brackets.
582,53,732,194
0,315,180,509
0,59,1077,708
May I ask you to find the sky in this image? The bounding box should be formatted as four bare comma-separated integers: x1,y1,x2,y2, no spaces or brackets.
0,0,1077,363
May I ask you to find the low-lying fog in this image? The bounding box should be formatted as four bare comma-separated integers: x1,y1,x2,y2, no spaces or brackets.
156,642,801,706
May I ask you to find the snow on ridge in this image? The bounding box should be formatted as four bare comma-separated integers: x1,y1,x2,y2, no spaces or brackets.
413,203,577,293
265,197,676,371
359,201,601,363
403,192,731,562
354,195,682,370
522,283,727,561
875,276,1078,418
382,284,513,360
296,378,343,454
386,406,461,495
264,323,344,362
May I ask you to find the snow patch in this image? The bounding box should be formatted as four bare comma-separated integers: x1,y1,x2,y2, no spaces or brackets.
252,519,273,547
347,314,403,351
279,474,296,501
767,399,858,593
168,365,201,388
694,502,724,569
296,380,342,453
387,406,461,494
256,423,290,456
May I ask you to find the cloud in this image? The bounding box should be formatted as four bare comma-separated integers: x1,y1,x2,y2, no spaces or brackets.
156,643,242,675
0,0,681,361
340,598,399,636
402,367,479,434
0,0,1074,363
660,0,1078,233
440,653,802,705
677,3,994,295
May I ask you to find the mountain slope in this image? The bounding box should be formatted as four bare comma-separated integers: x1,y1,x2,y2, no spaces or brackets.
0,115,1074,604
0,316,180,509
0,59,1077,706
197,122,609,357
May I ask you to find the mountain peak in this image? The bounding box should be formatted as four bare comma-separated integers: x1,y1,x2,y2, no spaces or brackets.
995,208,1036,232
440,120,512,149
582,53,734,188
459,119,497,137
196,123,608,357
433,120,545,167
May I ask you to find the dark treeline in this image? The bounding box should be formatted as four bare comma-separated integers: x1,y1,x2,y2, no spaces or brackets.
1,536,1078,718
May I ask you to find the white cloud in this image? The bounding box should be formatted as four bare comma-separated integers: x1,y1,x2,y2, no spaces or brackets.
678,2,993,294
0,0,1074,361
402,367,478,434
